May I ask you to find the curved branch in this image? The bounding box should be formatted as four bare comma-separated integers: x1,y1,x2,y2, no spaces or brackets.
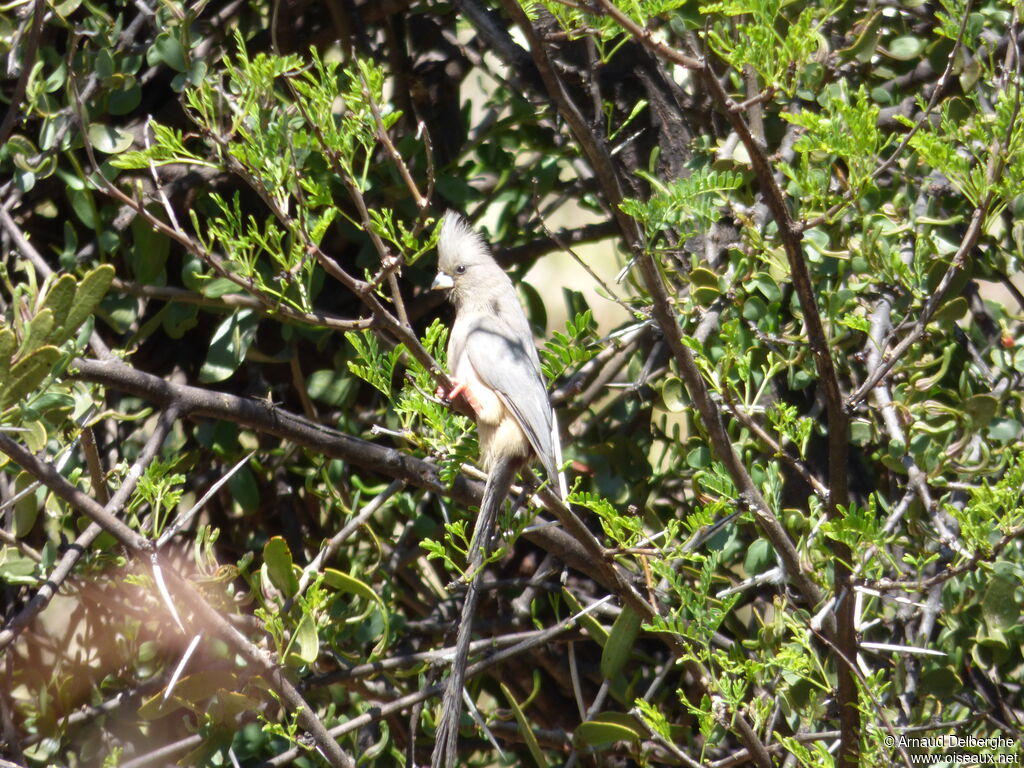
0,0,46,148
69,356,648,598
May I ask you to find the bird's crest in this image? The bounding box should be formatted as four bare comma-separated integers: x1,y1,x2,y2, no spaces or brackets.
438,211,494,272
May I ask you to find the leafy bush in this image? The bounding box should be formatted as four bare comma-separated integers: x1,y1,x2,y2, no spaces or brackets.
1,0,1022,766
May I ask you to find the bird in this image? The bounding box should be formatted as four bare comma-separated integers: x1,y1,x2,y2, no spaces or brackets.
431,211,564,492
429,211,565,767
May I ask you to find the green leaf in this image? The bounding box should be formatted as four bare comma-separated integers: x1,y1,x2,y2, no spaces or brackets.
18,308,53,358
963,394,998,429
0,546,39,585
519,279,547,333
659,376,688,413
13,472,41,538
323,567,381,604
689,267,718,289
67,187,96,228
148,33,188,72
574,712,643,749
53,265,116,345
600,606,641,680
885,35,924,61
129,214,170,283
981,563,1020,631
501,684,547,767
162,303,198,339
307,369,356,407
839,11,884,62
199,309,259,383
0,346,60,410
21,419,47,452
200,278,242,299
933,296,968,325
0,328,16,380
263,536,299,599
87,123,135,154
41,274,77,332
345,330,398,396
284,612,320,665
744,538,775,575
139,670,241,719
562,587,609,646
228,467,260,511
109,81,142,115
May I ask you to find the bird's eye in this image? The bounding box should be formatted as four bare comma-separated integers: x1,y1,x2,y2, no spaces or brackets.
455,265,466,275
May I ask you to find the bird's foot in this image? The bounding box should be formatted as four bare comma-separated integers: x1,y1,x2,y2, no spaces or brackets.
439,379,482,415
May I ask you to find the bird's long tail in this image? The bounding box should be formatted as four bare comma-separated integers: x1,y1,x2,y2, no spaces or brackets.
550,410,569,500
431,457,517,768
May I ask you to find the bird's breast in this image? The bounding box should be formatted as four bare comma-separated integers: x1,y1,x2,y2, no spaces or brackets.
451,349,504,425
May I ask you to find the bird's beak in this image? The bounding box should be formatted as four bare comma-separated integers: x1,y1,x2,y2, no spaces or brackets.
431,271,454,291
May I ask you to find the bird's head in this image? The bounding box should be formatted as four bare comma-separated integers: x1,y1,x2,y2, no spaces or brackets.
431,211,503,303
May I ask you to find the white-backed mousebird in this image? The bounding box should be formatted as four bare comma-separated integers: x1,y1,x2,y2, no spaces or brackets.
429,211,566,767
430,211,565,496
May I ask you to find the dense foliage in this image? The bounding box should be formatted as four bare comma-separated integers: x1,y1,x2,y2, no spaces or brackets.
1,0,1023,766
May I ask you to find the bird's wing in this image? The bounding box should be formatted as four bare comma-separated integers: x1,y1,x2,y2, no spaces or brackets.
462,314,558,484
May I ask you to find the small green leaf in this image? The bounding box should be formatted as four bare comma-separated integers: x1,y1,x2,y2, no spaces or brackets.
162,303,198,338
87,123,135,154
933,296,968,325
130,214,170,283
885,35,924,61
919,664,962,698
200,278,243,299
148,33,188,72
0,346,60,410
18,309,54,358
600,606,642,680
109,81,142,115
659,377,688,413
0,328,16,377
744,538,774,575
13,472,41,538
519,280,547,334
501,684,547,767
53,265,115,344
689,267,718,288
963,394,998,429
41,274,76,332
839,11,884,62
307,369,356,407
575,712,644,749
284,612,320,665
67,187,96,228
199,309,259,383
263,536,299,599
139,670,241,719
22,419,47,452
95,49,115,80
228,467,259,511
562,587,609,646
323,568,381,606
0,546,39,585
982,563,1020,631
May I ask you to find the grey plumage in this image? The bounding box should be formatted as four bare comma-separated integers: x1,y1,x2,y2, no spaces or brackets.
429,212,567,768
435,211,563,493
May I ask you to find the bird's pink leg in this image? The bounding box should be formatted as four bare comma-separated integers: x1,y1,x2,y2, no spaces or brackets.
441,379,483,415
